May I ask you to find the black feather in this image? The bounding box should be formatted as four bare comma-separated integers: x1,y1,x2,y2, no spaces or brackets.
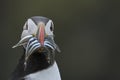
10,47,55,80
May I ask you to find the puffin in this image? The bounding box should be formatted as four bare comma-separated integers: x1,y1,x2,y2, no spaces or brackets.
11,16,61,80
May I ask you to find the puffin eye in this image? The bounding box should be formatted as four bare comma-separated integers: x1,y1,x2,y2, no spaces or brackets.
23,22,28,30
45,20,54,35
50,26,54,31
25,24,28,30
50,22,54,31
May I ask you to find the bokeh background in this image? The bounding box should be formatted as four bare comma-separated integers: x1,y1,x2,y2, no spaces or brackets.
0,0,120,80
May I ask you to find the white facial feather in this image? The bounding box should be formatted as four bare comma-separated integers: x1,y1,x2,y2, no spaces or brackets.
21,19,38,38
45,20,54,36
27,19,38,35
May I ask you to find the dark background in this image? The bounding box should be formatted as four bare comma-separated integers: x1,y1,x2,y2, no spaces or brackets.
0,0,120,80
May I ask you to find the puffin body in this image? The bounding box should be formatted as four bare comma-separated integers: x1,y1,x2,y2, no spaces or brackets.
25,62,60,80
11,16,61,80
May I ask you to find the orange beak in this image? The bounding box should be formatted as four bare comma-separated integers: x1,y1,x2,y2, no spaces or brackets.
39,23,45,46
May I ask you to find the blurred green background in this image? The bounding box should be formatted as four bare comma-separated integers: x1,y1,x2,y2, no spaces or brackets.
0,0,120,80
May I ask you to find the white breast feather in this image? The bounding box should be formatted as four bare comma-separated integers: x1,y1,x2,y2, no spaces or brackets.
24,61,61,80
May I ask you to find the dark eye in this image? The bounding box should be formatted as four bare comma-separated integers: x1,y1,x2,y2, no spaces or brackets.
50,22,54,31
24,22,28,30
25,24,28,30
50,26,54,31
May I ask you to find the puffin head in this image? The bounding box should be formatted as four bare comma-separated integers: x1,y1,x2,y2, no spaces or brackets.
13,16,60,67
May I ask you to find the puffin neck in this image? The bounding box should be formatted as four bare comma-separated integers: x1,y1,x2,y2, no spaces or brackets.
24,48,55,76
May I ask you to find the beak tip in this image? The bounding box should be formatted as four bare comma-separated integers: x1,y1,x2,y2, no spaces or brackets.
41,43,44,46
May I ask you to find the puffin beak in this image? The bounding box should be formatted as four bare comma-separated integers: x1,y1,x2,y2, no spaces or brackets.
38,23,45,46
